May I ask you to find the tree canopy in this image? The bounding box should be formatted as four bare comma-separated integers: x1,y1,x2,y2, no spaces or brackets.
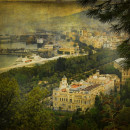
0,78,20,129
0,77,54,129
78,0,130,68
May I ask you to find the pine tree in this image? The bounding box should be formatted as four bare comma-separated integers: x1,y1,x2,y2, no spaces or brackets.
78,0,130,68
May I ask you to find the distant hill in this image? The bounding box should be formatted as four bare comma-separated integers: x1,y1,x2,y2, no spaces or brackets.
42,10,110,32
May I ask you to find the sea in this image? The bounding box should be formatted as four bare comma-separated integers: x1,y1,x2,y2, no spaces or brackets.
0,42,37,69
0,55,18,68
0,42,37,49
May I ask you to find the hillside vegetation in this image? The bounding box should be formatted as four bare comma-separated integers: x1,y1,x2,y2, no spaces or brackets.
0,49,126,130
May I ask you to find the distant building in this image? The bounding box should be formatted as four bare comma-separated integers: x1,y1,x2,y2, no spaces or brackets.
58,48,75,55
87,70,120,91
44,44,54,50
37,38,44,44
0,35,11,43
58,46,79,55
52,70,120,111
103,42,111,48
79,30,88,37
114,58,130,85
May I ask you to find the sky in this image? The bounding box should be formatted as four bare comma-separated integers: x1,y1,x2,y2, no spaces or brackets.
0,2,85,34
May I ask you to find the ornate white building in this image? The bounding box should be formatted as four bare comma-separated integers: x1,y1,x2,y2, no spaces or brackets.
52,71,120,111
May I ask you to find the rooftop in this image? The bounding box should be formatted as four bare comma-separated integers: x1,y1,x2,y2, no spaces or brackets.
71,84,81,88
61,88,67,92
115,58,126,68
115,58,125,63
81,84,101,91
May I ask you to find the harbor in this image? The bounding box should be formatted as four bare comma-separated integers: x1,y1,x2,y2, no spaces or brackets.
0,54,77,73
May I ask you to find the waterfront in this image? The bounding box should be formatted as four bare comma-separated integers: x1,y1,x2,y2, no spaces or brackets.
0,54,80,73
0,55,18,68
0,42,37,49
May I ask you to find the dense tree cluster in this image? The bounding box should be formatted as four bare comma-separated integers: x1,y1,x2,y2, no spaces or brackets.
0,78,54,130
1,77,129,129
58,80,130,130
0,49,120,94
0,49,128,129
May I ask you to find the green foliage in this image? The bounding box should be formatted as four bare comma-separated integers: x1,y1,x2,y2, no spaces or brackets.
56,57,66,72
120,79,130,107
0,79,54,130
79,0,130,34
78,0,130,68
0,49,118,96
117,39,130,69
0,49,129,129
115,107,130,129
74,38,93,53
95,95,102,111
14,87,54,130
58,81,130,130
99,64,121,78
0,77,20,129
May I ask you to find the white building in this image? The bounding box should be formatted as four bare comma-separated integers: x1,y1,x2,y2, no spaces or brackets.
53,71,120,111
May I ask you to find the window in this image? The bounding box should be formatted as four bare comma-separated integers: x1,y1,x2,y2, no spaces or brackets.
70,99,72,103
68,106,71,109
76,106,80,108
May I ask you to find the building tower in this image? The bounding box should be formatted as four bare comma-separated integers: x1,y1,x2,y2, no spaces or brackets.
59,75,68,89
96,70,100,77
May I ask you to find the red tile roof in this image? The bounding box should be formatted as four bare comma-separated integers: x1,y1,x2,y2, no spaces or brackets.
61,88,67,92
71,84,81,88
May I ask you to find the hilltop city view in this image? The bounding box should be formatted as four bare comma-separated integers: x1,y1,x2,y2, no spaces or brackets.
0,0,130,130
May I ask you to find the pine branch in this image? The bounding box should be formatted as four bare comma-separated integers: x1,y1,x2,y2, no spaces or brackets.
78,0,130,68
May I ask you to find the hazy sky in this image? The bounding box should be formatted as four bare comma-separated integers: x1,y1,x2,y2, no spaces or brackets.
0,0,77,2
0,2,85,34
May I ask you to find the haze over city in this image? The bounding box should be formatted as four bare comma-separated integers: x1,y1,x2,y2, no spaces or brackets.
0,2,86,34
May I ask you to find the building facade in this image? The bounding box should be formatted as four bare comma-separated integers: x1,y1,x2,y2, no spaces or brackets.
114,58,130,85
53,71,120,111
58,46,79,55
